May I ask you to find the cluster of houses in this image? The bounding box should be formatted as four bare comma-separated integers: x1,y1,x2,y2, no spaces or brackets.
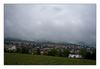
4,39,95,58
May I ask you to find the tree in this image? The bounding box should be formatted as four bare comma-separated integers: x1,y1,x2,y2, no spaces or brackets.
79,48,96,60
79,48,87,58
48,48,58,56
36,48,41,55
16,48,22,53
4,48,8,52
91,49,96,60
22,47,29,54
58,49,63,57
63,49,70,57
85,52,92,59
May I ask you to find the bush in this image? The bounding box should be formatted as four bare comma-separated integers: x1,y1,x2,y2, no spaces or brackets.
79,48,96,60
48,48,70,57
63,49,70,57
48,48,58,56
79,48,87,58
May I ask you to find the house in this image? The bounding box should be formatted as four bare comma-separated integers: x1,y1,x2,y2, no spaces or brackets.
8,45,16,51
40,50,44,55
68,54,82,58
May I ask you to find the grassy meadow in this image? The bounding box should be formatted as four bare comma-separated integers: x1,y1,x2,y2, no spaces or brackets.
4,53,96,65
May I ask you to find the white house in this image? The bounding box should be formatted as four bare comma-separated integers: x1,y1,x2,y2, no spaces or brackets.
68,54,82,58
8,45,16,51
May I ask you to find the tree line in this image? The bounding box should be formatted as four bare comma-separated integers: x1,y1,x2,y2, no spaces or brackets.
4,47,96,60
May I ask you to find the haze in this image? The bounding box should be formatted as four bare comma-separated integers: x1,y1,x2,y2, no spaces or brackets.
4,4,96,45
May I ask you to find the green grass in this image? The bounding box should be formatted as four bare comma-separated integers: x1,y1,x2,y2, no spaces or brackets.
4,53,96,65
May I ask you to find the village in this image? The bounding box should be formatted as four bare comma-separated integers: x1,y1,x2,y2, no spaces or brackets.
4,39,96,59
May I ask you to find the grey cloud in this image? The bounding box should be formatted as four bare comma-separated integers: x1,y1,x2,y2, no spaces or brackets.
4,4,96,45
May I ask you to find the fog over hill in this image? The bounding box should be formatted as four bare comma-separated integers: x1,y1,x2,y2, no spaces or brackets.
4,4,96,47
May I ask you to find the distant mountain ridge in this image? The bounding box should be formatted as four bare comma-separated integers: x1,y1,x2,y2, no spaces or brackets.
4,38,96,48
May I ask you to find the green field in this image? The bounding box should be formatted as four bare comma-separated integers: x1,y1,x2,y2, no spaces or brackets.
4,53,96,65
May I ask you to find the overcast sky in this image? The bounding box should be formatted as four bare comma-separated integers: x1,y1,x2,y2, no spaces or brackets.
4,4,96,44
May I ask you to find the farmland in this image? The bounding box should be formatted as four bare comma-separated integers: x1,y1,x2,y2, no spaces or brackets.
4,53,96,65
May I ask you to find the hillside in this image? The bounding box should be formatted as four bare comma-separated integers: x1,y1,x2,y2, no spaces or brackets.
4,53,96,65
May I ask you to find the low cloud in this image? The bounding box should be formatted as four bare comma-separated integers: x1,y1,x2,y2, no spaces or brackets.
4,4,96,44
